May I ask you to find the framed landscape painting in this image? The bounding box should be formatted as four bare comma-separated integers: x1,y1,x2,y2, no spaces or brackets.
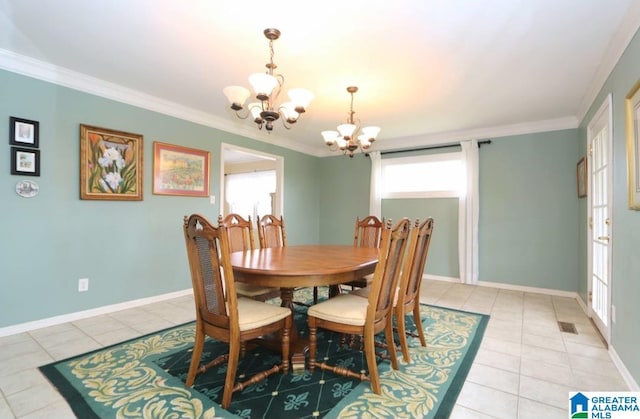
80,124,143,201
153,142,210,197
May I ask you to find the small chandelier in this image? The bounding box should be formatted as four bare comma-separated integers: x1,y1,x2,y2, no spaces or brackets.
223,28,313,132
321,86,380,158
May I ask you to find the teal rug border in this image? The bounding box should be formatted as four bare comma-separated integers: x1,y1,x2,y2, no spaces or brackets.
433,306,489,418
39,304,489,419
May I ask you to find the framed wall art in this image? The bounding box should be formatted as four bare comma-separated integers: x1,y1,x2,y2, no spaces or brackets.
625,79,640,210
10,117,39,148
11,147,40,176
153,142,210,197
576,156,587,198
80,124,143,201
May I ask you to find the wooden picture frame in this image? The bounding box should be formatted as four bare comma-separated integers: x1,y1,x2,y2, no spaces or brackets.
576,157,587,198
153,142,210,197
10,117,39,148
11,147,40,176
80,124,143,201
625,79,640,210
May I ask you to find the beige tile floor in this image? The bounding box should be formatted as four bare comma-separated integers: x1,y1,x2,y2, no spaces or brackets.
0,280,629,418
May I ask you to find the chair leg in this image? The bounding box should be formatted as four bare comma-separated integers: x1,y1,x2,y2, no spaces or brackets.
313,286,318,304
413,304,427,347
221,341,240,409
385,318,399,370
396,310,411,363
308,318,317,373
186,325,205,387
363,330,381,394
281,317,291,374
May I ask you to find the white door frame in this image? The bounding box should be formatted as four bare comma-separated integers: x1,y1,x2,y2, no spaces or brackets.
586,94,613,344
220,143,284,217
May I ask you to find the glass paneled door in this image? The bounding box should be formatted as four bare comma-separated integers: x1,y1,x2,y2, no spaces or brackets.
588,96,612,344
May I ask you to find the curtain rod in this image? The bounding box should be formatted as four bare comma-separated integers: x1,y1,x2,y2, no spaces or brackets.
379,139,492,156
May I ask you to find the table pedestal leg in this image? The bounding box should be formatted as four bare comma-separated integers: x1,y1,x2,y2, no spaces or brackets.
279,287,309,373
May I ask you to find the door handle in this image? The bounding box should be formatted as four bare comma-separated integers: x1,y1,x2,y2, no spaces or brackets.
597,236,610,241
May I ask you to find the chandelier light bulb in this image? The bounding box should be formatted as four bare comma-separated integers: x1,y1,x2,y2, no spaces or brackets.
288,88,314,113
248,73,279,100
223,86,250,110
322,130,339,145
337,123,357,138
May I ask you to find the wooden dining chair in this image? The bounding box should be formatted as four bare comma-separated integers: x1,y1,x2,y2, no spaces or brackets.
218,213,280,301
343,215,385,290
257,214,319,304
393,217,434,362
182,214,292,409
307,218,411,394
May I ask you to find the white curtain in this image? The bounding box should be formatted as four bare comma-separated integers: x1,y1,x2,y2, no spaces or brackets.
369,151,382,217
458,140,479,284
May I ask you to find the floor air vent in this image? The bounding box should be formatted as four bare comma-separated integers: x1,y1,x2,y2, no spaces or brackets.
558,321,578,334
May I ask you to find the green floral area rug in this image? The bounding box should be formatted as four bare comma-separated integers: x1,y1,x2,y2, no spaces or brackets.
39,293,488,419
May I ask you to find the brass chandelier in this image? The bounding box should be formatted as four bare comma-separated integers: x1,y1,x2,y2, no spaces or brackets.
321,86,380,158
223,28,313,132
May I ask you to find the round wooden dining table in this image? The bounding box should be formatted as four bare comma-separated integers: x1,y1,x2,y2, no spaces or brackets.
229,244,379,371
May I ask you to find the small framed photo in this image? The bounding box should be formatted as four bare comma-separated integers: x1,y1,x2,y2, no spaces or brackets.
10,117,39,148
11,147,40,176
577,156,587,198
153,142,210,197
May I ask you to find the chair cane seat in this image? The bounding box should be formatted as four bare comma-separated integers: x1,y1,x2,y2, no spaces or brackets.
307,294,368,326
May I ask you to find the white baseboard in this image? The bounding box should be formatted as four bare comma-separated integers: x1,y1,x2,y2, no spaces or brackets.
476,280,579,299
426,276,640,391
0,288,193,337
424,274,460,283
576,295,639,391
609,346,640,390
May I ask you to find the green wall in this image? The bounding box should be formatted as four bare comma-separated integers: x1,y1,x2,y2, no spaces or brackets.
382,198,459,277
479,130,581,291
319,136,580,289
579,27,640,384
0,69,321,327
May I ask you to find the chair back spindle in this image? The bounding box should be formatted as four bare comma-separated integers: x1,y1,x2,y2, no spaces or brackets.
257,214,287,249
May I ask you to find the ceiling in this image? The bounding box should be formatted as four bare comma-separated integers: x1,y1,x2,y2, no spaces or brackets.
1,1,639,157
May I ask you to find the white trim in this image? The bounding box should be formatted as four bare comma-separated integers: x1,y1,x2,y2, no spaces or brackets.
476,280,579,299
576,2,640,123
424,274,461,283
0,49,320,157
0,49,583,159
576,293,589,315
609,346,640,391
0,288,193,338
369,116,579,155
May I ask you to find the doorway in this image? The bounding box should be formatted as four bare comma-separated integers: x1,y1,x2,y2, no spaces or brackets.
587,94,613,344
220,143,284,219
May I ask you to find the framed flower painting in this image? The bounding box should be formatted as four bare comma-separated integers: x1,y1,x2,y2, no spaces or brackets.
80,124,143,201
153,142,210,197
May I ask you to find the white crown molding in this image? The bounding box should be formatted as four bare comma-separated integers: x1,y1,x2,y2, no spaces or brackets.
0,48,589,159
0,49,321,157
576,2,640,124
367,116,579,154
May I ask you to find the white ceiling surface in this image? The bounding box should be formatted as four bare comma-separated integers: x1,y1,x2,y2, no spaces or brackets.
1,1,639,157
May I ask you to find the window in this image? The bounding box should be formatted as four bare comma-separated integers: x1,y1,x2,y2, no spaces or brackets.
225,170,276,219
381,152,464,198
